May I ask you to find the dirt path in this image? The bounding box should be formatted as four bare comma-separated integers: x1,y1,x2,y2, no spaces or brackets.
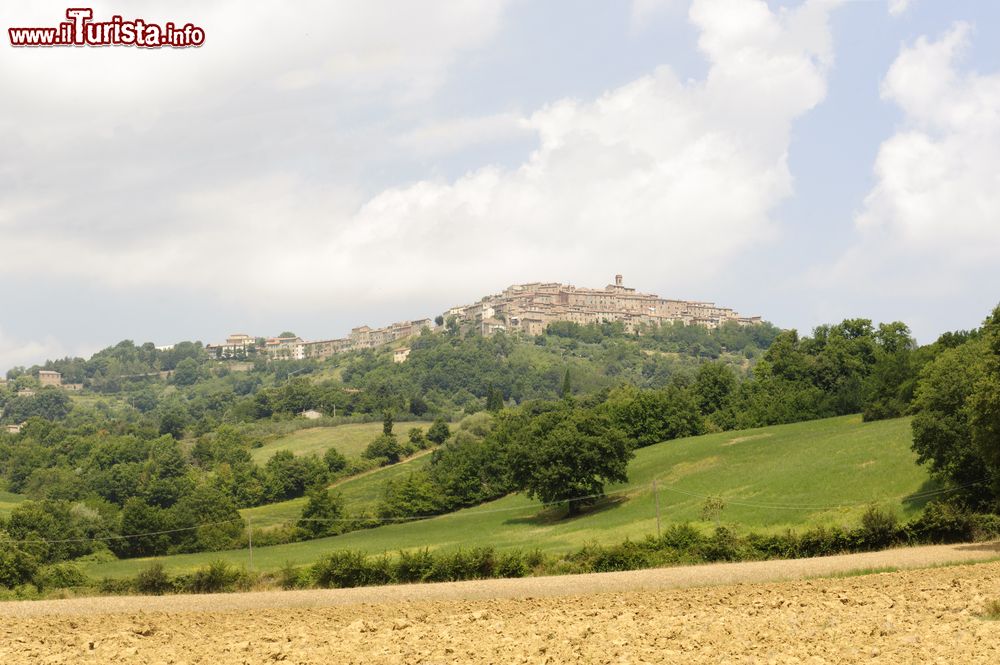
1,540,997,617
1,546,998,663
330,446,437,489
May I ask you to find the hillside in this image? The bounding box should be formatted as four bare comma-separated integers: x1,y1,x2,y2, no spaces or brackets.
250,421,433,465
242,450,436,528
85,415,929,578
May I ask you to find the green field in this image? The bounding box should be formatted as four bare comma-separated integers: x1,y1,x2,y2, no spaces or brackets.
0,490,26,517
241,451,436,527
250,421,433,465
85,415,931,578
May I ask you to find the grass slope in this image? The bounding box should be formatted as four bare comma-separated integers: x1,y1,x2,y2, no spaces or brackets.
0,490,26,517
250,421,432,465
241,451,436,528
86,415,930,578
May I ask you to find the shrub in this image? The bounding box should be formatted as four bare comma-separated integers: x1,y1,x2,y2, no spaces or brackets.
906,501,974,543
0,538,39,589
278,562,306,590
425,547,497,582
586,541,649,572
362,434,403,466
408,428,428,450
496,550,530,578
183,560,243,594
395,549,435,583
135,563,173,595
98,577,134,595
701,526,742,562
312,550,380,588
324,447,348,474
33,562,89,590
858,504,901,549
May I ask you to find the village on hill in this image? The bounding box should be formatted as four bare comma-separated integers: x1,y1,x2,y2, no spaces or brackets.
204,275,762,362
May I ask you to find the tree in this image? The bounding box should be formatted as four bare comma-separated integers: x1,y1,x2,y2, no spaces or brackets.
506,405,632,516
377,471,445,519
910,309,1000,508
434,315,445,327
408,427,427,450
158,406,189,439
172,357,202,387
693,362,737,415
426,418,450,445
969,307,1000,502
409,395,428,416
264,451,329,501
324,446,347,474
485,385,504,412
561,369,572,399
605,385,704,448
382,410,394,436
297,487,345,537
363,434,403,466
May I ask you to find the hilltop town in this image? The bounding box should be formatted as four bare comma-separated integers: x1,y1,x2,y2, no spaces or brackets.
205,275,761,361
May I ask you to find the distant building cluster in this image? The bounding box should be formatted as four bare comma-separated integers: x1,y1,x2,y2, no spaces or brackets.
205,276,760,362
206,319,433,361
447,275,761,336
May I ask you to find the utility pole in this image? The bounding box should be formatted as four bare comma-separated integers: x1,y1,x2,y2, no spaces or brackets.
247,516,254,572
652,479,661,538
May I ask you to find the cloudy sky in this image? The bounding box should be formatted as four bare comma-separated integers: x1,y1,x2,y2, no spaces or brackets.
2,0,999,371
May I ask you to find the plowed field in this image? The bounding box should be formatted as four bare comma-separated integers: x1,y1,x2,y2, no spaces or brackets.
2,544,998,664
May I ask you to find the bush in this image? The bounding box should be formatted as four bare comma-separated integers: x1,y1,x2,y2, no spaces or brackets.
395,549,434,583
425,547,498,582
906,501,974,543
312,550,379,588
0,538,39,589
858,504,901,549
135,563,174,595
426,419,450,445
496,550,530,578
33,562,89,590
362,434,403,466
182,560,243,594
585,541,649,573
98,577,134,595
278,562,307,590
324,447,348,474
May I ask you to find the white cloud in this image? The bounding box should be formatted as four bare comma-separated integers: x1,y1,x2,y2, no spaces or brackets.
0,0,838,317
630,0,679,29
854,23,1000,261
395,113,531,156
0,329,66,373
810,22,1000,338
888,0,913,17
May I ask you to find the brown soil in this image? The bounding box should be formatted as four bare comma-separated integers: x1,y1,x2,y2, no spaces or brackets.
1,542,998,663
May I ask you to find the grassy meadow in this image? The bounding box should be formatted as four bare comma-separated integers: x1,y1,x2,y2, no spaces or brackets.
0,490,25,518
250,421,433,465
241,450,436,527
85,415,931,578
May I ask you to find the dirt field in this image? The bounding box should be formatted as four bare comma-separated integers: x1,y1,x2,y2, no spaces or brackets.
1,543,998,663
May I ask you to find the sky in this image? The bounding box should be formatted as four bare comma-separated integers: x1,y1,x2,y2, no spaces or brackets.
2,0,999,372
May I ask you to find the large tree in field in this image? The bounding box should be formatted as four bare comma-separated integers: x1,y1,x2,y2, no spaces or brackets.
506,404,632,516
911,306,1000,509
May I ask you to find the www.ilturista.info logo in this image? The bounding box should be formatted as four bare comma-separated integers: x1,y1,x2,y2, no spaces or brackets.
9,8,205,48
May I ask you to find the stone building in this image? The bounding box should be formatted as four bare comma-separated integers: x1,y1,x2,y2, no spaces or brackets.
38,370,62,387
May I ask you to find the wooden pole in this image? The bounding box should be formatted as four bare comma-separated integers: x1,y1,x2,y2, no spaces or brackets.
248,516,254,572
653,479,661,538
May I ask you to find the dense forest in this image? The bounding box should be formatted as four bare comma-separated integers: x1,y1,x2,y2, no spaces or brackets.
1,310,998,589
